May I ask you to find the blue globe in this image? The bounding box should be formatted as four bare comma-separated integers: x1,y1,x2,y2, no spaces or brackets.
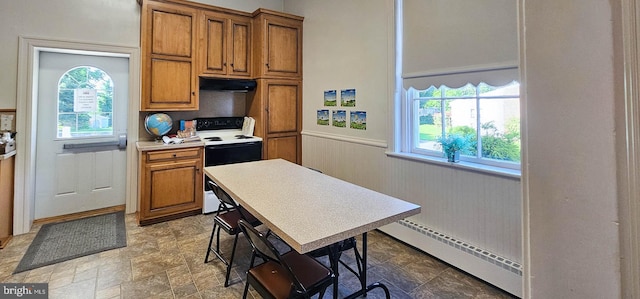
144,113,173,137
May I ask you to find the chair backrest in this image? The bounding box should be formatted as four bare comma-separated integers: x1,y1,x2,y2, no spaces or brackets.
238,220,307,295
208,180,258,222
208,180,237,207
238,219,280,262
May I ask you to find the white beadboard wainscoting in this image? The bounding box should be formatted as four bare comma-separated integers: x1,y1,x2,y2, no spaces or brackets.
302,132,522,296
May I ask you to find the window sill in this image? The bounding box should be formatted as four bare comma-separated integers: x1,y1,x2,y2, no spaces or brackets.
385,151,521,180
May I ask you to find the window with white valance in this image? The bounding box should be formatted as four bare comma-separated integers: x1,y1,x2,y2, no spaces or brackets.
397,0,521,170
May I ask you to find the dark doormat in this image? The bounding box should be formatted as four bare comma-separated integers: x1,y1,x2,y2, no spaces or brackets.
13,211,127,274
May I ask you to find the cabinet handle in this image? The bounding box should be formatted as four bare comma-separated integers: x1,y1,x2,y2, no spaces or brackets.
223,62,227,66
230,63,234,68
266,63,270,69
192,91,195,96
172,154,177,158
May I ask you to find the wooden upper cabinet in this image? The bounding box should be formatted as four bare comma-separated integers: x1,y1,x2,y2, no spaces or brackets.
141,1,198,111
200,11,252,77
252,9,303,79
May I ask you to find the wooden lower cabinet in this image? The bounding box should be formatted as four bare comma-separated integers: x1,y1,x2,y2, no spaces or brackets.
138,147,203,226
266,135,298,163
0,154,15,249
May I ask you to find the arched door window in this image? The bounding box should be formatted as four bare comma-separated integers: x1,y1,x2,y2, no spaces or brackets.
57,66,114,138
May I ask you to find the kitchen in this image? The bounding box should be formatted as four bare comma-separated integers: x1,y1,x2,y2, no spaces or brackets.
0,0,633,298
135,2,302,225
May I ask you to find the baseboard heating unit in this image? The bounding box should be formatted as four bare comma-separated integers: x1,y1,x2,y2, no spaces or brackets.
397,219,522,276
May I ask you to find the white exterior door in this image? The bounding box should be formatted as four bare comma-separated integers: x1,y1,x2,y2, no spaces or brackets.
34,51,129,219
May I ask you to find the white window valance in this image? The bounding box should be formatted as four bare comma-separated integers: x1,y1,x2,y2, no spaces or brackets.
402,0,519,90
402,63,518,90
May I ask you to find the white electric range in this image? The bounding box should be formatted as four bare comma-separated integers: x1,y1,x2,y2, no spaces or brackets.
196,117,262,213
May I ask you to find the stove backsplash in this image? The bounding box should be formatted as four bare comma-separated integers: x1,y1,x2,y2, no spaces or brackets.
138,90,249,139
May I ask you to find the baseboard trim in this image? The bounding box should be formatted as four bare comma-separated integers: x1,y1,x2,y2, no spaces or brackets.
33,205,126,225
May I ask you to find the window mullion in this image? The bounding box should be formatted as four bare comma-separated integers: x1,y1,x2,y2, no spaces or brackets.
440,86,446,137
475,85,482,158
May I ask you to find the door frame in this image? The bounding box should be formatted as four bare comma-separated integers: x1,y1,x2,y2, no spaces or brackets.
619,0,640,296
14,37,140,234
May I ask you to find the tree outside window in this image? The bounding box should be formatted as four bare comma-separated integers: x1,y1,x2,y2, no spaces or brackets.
57,66,114,138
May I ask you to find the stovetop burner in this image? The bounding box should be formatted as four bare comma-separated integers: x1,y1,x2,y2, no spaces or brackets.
195,117,262,146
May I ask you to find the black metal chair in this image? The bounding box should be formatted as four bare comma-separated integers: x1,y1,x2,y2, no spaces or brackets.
204,180,262,287
238,219,334,299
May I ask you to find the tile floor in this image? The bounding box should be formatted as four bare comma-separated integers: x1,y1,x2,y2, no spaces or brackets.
0,213,517,299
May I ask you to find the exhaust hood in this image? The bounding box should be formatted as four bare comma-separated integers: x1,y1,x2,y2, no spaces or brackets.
199,78,257,92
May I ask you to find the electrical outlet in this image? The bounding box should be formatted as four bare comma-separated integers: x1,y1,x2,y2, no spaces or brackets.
1,115,14,131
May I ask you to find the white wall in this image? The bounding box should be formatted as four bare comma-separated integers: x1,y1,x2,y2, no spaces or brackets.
0,0,283,109
288,0,626,297
522,0,621,297
285,0,391,142
286,0,523,295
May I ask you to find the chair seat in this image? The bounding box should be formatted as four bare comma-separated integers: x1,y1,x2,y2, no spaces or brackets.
215,207,261,234
249,251,332,299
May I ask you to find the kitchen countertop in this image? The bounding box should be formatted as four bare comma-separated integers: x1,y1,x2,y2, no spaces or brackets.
136,140,205,152
0,150,16,160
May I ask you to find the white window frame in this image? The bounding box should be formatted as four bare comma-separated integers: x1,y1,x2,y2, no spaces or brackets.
405,83,521,171
391,0,521,177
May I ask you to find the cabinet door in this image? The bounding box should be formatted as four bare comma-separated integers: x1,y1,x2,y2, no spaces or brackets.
151,9,193,57
253,12,303,79
266,20,300,76
201,12,252,77
149,59,194,107
141,1,198,111
263,80,301,164
141,158,202,220
249,79,302,164
267,136,298,164
0,156,14,248
148,160,197,211
228,17,251,77
201,13,227,75
266,81,300,134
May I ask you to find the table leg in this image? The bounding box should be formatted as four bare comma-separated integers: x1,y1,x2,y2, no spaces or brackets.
343,232,391,299
330,244,340,299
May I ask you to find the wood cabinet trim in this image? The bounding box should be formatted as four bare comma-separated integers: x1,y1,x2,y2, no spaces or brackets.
140,0,253,18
